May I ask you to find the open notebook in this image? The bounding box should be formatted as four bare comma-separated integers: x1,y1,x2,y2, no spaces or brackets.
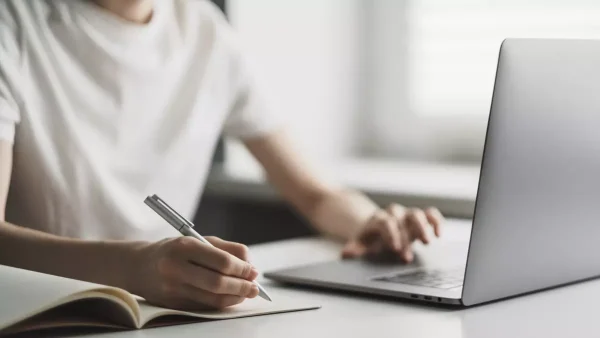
0,265,320,336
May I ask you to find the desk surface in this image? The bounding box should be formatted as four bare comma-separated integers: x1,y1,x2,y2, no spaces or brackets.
87,220,599,338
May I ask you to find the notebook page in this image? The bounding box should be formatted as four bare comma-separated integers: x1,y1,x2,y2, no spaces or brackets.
0,265,134,331
137,294,321,327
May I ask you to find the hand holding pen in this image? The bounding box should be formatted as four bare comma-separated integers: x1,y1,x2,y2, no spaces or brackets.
128,194,271,311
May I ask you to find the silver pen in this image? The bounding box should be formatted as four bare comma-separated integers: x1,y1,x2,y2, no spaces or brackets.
144,194,272,302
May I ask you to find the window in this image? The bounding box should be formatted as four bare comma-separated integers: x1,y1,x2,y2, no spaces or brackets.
224,0,600,174
365,0,600,162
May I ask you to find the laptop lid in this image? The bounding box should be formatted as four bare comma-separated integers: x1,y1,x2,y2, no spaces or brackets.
462,38,600,306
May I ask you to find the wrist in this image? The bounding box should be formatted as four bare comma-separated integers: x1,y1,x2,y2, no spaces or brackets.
308,189,380,241
110,240,153,294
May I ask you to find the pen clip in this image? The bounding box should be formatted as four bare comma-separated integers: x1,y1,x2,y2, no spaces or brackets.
150,194,195,228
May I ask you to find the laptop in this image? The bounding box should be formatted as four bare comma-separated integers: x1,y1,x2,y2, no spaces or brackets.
264,38,600,307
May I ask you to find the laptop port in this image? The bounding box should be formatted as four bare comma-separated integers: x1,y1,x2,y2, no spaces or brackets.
410,294,418,299
424,296,432,300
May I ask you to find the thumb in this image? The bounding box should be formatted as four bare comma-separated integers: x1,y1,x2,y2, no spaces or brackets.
341,240,367,259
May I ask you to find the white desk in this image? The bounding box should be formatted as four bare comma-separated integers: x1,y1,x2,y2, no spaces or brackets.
86,220,600,338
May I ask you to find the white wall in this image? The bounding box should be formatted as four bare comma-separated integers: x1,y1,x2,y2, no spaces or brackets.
224,0,363,176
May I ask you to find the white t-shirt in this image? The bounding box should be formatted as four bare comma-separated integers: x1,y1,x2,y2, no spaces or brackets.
0,0,280,241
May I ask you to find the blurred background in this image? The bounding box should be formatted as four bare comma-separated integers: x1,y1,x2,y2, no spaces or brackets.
196,0,600,245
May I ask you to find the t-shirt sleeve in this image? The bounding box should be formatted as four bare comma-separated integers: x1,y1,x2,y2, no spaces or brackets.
211,13,284,139
0,12,22,144
222,61,283,139
0,77,20,143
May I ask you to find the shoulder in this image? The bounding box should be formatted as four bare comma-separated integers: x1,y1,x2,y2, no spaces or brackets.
177,0,229,23
173,0,247,78
173,0,241,48
172,0,231,34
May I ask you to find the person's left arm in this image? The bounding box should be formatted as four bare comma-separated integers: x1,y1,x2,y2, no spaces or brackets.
243,129,445,262
212,8,443,261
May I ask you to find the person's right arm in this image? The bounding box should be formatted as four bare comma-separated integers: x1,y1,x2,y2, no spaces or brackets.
0,141,258,310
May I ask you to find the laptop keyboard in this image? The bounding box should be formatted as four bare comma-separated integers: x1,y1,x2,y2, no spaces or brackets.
373,267,464,289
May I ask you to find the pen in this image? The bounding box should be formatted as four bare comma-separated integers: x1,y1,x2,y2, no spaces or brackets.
144,194,272,302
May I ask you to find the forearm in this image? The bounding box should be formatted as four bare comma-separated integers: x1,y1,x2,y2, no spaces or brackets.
0,220,147,292
242,131,379,241
304,189,379,241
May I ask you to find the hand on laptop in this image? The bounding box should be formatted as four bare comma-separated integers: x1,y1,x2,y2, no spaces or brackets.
341,204,444,263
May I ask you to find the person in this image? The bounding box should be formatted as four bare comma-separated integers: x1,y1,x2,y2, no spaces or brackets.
0,0,444,311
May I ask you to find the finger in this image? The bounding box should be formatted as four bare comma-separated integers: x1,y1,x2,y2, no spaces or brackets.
376,216,402,252
385,205,409,253
366,240,385,255
181,285,247,310
205,236,251,262
178,262,259,297
425,207,444,237
359,210,389,244
173,237,257,280
341,240,368,259
342,209,389,259
385,204,407,229
400,243,413,263
407,208,430,244
386,204,406,218
398,226,414,263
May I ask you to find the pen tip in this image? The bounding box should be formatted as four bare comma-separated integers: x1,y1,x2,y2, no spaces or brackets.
258,289,272,302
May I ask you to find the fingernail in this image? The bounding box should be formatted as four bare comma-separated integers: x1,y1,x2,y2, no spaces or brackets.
248,285,259,298
250,268,259,279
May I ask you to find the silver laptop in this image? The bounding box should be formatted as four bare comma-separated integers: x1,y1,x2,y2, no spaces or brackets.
264,38,600,307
